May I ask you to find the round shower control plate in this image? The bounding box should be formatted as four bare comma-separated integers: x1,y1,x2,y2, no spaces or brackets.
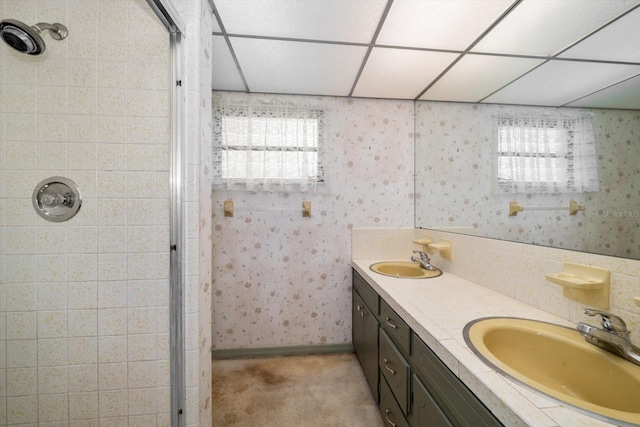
32,176,82,222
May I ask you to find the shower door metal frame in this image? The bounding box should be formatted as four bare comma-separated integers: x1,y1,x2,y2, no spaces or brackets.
146,1,186,426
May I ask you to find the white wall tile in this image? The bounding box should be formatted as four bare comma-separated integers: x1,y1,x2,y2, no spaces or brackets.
6,367,37,396
38,310,68,338
5,227,36,254
5,283,37,311
38,392,69,422
6,340,38,368
68,87,99,115
68,282,98,310
69,60,98,88
68,142,98,170
127,361,156,389
37,338,68,367
37,254,68,282
39,365,69,394
37,226,68,254
98,336,127,364
38,283,68,310
99,389,128,417
4,142,37,170
68,115,98,143
68,310,98,337
127,307,156,334
127,387,156,415
7,395,38,424
6,255,38,283
97,254,127,281
97,226,126,253
67,254,98,281
68,364,97,393
69,391,98,420
127,334,156,361
98,308,127,336
98,363,127,391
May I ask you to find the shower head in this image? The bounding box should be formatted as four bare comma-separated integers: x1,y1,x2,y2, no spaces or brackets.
0,19,68,55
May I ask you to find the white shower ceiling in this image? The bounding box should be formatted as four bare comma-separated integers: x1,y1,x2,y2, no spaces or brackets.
211,0,640,109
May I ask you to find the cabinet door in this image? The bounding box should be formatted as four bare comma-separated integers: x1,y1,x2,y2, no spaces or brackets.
353,289,379,402
410,374,453,427
411,334,504,427
353,290,366,363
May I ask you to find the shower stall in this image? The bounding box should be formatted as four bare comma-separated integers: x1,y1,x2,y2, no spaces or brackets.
0,0,209,425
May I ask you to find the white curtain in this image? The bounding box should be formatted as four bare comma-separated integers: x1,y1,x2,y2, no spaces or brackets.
494,113,599,194
212,95,327,192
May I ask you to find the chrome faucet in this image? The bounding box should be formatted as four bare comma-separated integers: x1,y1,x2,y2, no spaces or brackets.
576,307,640,366
411,250,437,271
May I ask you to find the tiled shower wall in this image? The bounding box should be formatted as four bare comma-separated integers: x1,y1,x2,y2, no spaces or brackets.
0,0,172,424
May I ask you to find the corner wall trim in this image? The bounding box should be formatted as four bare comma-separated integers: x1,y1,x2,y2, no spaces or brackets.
212,344,354,360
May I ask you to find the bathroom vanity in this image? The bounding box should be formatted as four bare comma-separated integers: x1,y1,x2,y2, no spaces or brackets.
351,258,626,427
353,269,502,427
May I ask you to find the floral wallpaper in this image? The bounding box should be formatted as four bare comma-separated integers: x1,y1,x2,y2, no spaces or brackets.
415,101,640,259
211,92,415,350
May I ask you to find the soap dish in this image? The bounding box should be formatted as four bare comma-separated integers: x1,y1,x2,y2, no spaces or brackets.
545,262,610,310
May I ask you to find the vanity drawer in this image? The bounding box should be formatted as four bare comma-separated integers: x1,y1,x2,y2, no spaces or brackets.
353,270,379,316
380,375,410,427
380,298,411,356
380,329,410,416
411,333,503,427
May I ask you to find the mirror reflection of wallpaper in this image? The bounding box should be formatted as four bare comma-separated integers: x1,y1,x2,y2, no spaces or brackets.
415,101,640,260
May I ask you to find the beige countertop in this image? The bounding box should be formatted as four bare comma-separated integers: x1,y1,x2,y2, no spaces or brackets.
352,259,620,427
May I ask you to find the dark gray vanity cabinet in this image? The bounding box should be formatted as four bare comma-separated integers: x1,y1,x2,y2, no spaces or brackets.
411,334,503,427
352,269,504,427
352,271,380,402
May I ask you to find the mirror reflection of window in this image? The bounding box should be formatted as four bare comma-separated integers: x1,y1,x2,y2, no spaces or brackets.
495,114,599,194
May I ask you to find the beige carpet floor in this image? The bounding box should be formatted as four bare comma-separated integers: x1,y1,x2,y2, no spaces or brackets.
212,352,384,427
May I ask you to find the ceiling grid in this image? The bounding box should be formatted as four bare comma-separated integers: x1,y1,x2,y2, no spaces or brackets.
211,0,640,110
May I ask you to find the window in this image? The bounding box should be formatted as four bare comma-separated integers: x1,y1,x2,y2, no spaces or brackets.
213,99,325,192
495,115,599,194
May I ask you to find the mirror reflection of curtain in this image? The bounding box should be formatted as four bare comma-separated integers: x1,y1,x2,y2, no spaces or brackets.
495,114,599,194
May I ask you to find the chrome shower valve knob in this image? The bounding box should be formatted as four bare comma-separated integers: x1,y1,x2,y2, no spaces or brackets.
32,177,82,222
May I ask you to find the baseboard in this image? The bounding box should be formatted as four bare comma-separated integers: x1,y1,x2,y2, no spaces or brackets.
212,343,355,360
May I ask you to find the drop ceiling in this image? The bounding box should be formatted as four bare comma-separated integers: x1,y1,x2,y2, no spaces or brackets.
211,0,640,110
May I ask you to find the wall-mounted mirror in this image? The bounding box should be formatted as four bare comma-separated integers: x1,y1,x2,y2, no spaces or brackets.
414,1,640,260
414,102,639,260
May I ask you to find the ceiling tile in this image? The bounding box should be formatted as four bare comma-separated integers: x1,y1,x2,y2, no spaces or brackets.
212,14,221,33
230,38,367,96
567,74,640,109
420,54,544,102
213,0,386,43
376,0,514,50
484,60,640,107
212,36,246,92
473,0,639,56
559,8,640,63
353,48,458,99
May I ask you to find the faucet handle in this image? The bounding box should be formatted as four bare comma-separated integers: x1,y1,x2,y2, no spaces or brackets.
412,250,429,261
583,308,628,333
